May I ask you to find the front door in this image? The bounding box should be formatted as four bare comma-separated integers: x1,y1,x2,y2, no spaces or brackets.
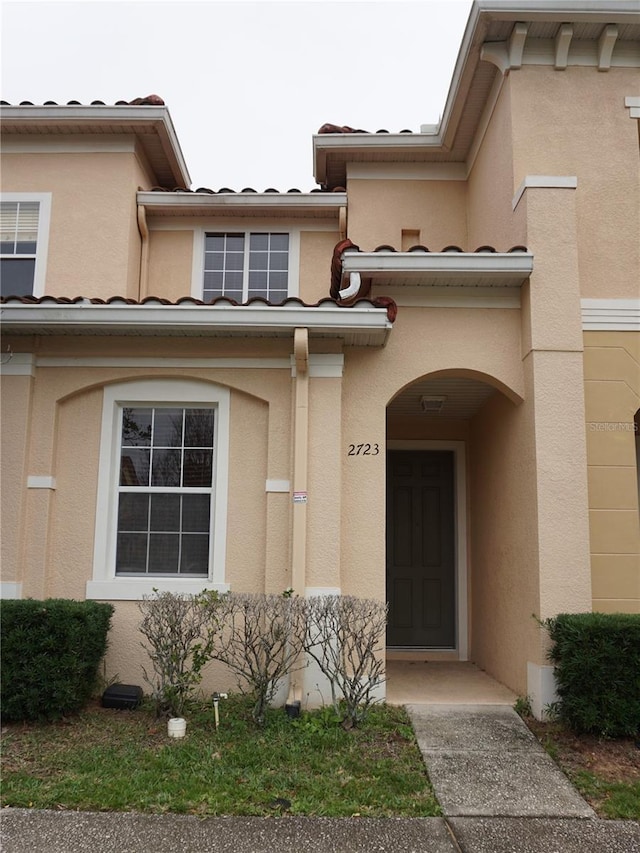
386,450,455,647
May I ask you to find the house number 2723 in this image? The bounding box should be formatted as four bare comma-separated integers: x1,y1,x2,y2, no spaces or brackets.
347,443,380,456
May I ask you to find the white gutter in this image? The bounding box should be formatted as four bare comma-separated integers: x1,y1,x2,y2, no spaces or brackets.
341,251,533,286
137,191,347,213
1,302,392,344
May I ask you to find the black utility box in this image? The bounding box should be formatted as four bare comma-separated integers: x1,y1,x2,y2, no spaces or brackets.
101,683,143,710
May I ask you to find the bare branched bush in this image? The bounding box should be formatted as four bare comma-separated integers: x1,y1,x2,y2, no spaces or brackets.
304,595,387,726
208,593,307,725
138,590,219,718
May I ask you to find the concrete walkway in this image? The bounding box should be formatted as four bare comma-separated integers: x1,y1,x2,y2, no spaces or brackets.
2,704,639,853
406,703,594,817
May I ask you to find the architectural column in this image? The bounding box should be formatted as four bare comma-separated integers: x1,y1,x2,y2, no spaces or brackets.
518,179,593,716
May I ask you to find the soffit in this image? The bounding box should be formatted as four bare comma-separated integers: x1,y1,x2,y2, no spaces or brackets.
388,376,497,419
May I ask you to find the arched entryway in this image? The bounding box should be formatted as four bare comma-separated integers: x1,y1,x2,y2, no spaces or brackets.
385,370,522,664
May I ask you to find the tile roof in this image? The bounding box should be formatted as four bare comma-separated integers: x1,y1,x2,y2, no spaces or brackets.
0,95,165,107
318,123,416,135
147,186,342,195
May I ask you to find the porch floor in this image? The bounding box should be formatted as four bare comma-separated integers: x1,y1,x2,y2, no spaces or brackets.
385,660,518,706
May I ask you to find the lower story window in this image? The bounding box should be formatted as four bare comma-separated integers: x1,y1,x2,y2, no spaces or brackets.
88,379,230,600
116,407,214,576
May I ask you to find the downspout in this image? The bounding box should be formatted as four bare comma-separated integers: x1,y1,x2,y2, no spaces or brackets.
291,327,309,594
137,202,150,301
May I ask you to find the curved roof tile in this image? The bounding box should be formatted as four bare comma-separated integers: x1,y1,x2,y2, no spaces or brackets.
1,95,165,107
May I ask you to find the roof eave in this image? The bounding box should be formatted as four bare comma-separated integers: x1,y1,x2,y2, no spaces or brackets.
0,104,191,188
313,0,640,186
0,303,392,347
137,190,348,216
342,251,533,287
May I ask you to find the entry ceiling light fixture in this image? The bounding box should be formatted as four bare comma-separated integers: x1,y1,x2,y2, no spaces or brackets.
420,395,447,414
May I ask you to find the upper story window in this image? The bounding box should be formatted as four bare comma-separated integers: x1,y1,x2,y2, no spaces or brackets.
0,193,51,298
204,232,289,303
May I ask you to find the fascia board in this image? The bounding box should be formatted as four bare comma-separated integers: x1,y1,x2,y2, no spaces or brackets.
342,252,533,283
0,105,191,187
475,1,640,22
1,303,392,343
137,191,347,214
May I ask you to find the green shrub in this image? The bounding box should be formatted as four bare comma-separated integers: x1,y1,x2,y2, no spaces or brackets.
1,598,114,722
544,612,640,737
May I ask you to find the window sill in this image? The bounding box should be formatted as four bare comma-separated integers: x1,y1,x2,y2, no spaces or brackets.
86,579,230,601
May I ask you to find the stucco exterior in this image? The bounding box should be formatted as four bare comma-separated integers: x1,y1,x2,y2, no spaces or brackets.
1,2,638,715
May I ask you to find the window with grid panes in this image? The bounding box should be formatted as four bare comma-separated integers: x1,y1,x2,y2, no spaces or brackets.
116,407,215,576
203,232,289,303
0,200,40,297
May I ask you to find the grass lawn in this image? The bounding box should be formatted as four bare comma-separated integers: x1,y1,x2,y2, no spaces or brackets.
523,717,640,820
0,697,441,818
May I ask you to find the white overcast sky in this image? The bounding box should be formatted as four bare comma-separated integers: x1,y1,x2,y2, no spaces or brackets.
2,0,473,190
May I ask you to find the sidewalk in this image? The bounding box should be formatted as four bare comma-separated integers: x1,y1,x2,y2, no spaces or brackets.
2,704,639,853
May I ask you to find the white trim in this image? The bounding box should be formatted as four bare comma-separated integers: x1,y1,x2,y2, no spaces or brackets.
27,476,56,490
512,175,577,210
342,251,533,288
0,582,22,599
0,352,35,376
625,96,640,119
1,192,52,297
346,163,466,181
138,191,346,214
581,298,640,330
36,357,292,369
1,302,392,346
290,353,344,378
87,378,230,601
266,480,290,493
386,440,468,661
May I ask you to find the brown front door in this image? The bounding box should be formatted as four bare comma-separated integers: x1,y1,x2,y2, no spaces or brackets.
386,450,456,648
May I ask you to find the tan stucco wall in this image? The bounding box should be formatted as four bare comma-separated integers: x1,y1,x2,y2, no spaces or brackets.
346,178,467,250
0,374,32,586
469,391,538,695
510,66,640,299
1,149,145,299
467,78,525,250
147,230,194,299
299,231,340,304
584,330,640,613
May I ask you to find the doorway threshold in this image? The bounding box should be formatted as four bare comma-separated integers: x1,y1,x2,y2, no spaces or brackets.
387,648,459,662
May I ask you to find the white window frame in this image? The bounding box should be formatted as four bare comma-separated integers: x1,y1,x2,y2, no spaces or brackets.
87,379,230,600
0,192,52,297
191,222,301,301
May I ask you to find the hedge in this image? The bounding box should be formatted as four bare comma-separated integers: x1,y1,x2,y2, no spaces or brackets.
544,612,640,737
1,598,114,722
